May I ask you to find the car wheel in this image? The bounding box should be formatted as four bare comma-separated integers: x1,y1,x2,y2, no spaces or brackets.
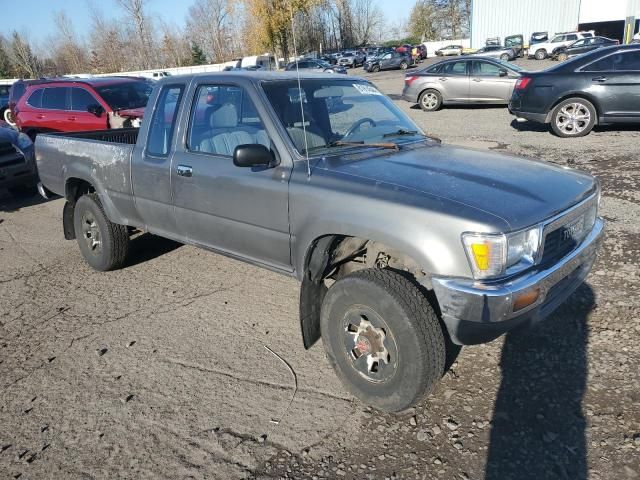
557,52,568,61
372,65,380,72
500,53,510,61
73,193,130,271
400,61,408,70
550,98,597,138
418,89,442,112
2,108,15,126
534,49,547,60
320,268,446,412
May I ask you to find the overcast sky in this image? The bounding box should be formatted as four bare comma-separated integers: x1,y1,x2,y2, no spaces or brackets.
1,0,414,45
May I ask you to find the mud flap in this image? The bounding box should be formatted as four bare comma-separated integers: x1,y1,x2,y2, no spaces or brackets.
63,201,75,240
299,236,339,349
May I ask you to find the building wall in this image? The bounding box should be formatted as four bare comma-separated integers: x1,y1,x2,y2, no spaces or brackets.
471,0,581,47
579,0,640,23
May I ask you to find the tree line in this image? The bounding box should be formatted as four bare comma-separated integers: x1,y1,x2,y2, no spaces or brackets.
0,0,470,79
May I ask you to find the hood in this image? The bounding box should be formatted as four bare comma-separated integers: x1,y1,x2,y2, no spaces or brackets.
116,107,145,118
314,143,596,231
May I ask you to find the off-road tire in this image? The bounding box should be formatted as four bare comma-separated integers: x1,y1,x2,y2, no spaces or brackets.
418,89,443,112
320,268,446,412
73,193,130,271
550,97,597,138
534,48,547,60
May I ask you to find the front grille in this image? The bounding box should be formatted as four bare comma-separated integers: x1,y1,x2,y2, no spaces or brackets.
540,197,597,267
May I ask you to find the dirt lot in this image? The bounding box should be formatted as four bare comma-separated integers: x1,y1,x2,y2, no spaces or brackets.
1,58,639,480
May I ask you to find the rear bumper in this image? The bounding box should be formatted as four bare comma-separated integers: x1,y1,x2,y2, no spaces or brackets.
508,106,547,123
431,218,604,345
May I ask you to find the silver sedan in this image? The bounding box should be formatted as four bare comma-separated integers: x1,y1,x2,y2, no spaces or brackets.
402,58,524,112
468,45,517,61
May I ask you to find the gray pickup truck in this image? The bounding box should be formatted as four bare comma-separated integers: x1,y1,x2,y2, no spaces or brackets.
36,72,604,412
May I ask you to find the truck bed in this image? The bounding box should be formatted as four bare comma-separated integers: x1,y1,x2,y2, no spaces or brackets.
36,129,138,210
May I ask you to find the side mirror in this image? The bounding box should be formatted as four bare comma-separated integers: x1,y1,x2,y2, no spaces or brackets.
499,69,508,77
87,104,104,116
233,144,273,168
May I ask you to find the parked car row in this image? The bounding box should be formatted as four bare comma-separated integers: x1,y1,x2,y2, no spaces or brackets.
403,44,640,138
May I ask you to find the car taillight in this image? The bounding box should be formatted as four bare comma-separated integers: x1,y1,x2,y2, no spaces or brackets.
515,77,532,90
405,76,418,86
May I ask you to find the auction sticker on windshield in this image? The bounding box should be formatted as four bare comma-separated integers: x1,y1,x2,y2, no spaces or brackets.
353,84,383,96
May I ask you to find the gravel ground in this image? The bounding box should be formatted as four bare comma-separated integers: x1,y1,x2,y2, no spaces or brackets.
1,58,639,480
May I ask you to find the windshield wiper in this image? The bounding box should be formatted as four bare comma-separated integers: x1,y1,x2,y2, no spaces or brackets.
305,140,399,154
382,129,425,138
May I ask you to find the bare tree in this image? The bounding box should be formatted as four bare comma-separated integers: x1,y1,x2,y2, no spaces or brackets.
52,11,89,74
186,0,242,63
9,31,41,78
87,4,127,73
115,0,155,69
351,0,382,45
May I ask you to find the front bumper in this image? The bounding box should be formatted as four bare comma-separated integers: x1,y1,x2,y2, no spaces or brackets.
431,217,605,345
0,149,38,190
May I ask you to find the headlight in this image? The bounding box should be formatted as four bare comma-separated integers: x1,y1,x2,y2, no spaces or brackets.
462,225,543,280
16,132,33,150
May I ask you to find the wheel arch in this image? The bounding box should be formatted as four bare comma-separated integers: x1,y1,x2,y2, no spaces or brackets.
298,233,431,349
417,86,443,103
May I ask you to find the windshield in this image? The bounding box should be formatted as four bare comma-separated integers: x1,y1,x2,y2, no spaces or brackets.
262,79,423,155
95,80,154,110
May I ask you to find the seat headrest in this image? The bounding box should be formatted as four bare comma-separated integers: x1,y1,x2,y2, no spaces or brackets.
283,101,313,127
210,103,238,129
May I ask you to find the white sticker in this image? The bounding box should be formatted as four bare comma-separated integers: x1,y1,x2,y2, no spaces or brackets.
353,83,382,96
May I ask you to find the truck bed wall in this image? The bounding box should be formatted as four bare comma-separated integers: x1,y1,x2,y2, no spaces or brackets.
35,130,141,226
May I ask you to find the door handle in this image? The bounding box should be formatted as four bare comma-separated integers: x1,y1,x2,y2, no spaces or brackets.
36,114,45,119
592,76,608,82
176,165,193,177
67,116,76,121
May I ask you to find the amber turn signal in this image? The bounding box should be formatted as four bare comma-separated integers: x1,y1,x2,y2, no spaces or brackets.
513,288,540,312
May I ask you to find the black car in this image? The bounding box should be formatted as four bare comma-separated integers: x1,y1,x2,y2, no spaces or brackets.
364,51,411,72
509,45,640,137
553,36,619,61
0,124,38,196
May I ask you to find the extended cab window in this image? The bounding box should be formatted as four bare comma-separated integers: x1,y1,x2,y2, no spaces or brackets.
71,88,99,111
42,87,68,110
147,85,184,157
188,84,270,156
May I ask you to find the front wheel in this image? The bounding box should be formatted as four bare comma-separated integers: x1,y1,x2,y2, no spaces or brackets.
399,61,408,70
372,65,380,72
534,49,547,60
557,52,568,61
500,53,510,61
550,98,597,138
320,269,446,412
73,193,130,271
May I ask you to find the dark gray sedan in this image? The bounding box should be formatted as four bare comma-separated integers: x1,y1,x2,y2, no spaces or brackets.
402,57,524,111
285,59,348,74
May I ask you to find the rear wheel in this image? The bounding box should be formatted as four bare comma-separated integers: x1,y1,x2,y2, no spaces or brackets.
73,193,130,271
399,61,408,70
550,97,597,138
418,89,442,112
557,52,568,61
534,48,547,60
372,65,380,72
500,53,510,61
320,269,446,412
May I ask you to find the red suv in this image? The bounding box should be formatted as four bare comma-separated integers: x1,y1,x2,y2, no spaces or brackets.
14,77,153,138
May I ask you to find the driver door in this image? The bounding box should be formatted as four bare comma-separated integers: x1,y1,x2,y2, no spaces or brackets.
171,82,293,271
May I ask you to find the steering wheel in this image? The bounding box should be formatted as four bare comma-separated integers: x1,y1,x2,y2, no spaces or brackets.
344,117,377,138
